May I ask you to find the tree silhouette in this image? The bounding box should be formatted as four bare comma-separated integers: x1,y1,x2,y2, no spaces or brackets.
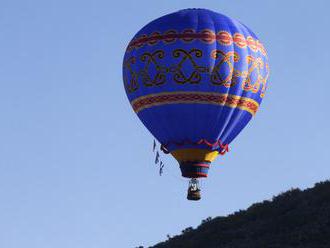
151,180,330,248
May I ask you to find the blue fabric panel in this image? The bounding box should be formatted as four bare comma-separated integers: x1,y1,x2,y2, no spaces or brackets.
123,8,269,152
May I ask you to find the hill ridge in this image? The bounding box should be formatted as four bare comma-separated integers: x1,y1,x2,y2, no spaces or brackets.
150,180,330,248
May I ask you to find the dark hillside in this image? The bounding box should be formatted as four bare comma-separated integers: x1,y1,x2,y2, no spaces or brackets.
150,181,330,248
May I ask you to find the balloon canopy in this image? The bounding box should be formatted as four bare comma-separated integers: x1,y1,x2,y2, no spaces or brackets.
123,8,269,179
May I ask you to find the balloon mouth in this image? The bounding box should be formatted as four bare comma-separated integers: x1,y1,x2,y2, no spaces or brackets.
180,161,210,178
171,148,218,178
171,148,219,162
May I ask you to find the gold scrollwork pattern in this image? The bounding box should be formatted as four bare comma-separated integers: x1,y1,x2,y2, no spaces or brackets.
210,50,240,87
123,56,138,93
260,63,269,98
241,55,267,94
169,49,208,84
139,50,167,86
123,48,269,97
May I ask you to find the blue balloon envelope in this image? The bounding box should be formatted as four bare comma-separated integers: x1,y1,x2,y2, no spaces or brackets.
123,9,269,178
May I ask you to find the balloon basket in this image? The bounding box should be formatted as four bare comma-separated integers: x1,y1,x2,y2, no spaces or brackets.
187,178,201,201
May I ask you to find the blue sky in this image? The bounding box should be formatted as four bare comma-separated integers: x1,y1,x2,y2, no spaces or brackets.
0,0,329,247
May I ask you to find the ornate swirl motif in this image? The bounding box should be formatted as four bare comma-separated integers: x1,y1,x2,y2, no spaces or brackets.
170,49,208,84
139,50,167,86
260,63,269,98
232,33,246,48
241,55,265,93
123,56,138,93
181,29,196,42
163,30,177,43
217,31,233,45
210,50,240,87
126,29,267,56
147,32,161,45
200,29,216,44
123,48,268,97
131,92,259,116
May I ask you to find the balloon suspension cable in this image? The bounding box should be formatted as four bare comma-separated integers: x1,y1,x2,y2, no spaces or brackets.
153,140,186,183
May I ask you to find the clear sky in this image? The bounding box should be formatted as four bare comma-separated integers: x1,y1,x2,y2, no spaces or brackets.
0,0,329,247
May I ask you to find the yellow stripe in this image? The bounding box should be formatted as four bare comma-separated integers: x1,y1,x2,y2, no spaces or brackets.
171,149,219,162
131,91,259,116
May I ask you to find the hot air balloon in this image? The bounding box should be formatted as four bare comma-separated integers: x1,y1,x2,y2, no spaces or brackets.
123,8,269,200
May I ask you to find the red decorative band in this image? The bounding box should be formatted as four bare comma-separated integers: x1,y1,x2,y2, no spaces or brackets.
160,139,229,155
192,163,210,168
127,29,267,56
182,172,208,178
131,91,259,116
